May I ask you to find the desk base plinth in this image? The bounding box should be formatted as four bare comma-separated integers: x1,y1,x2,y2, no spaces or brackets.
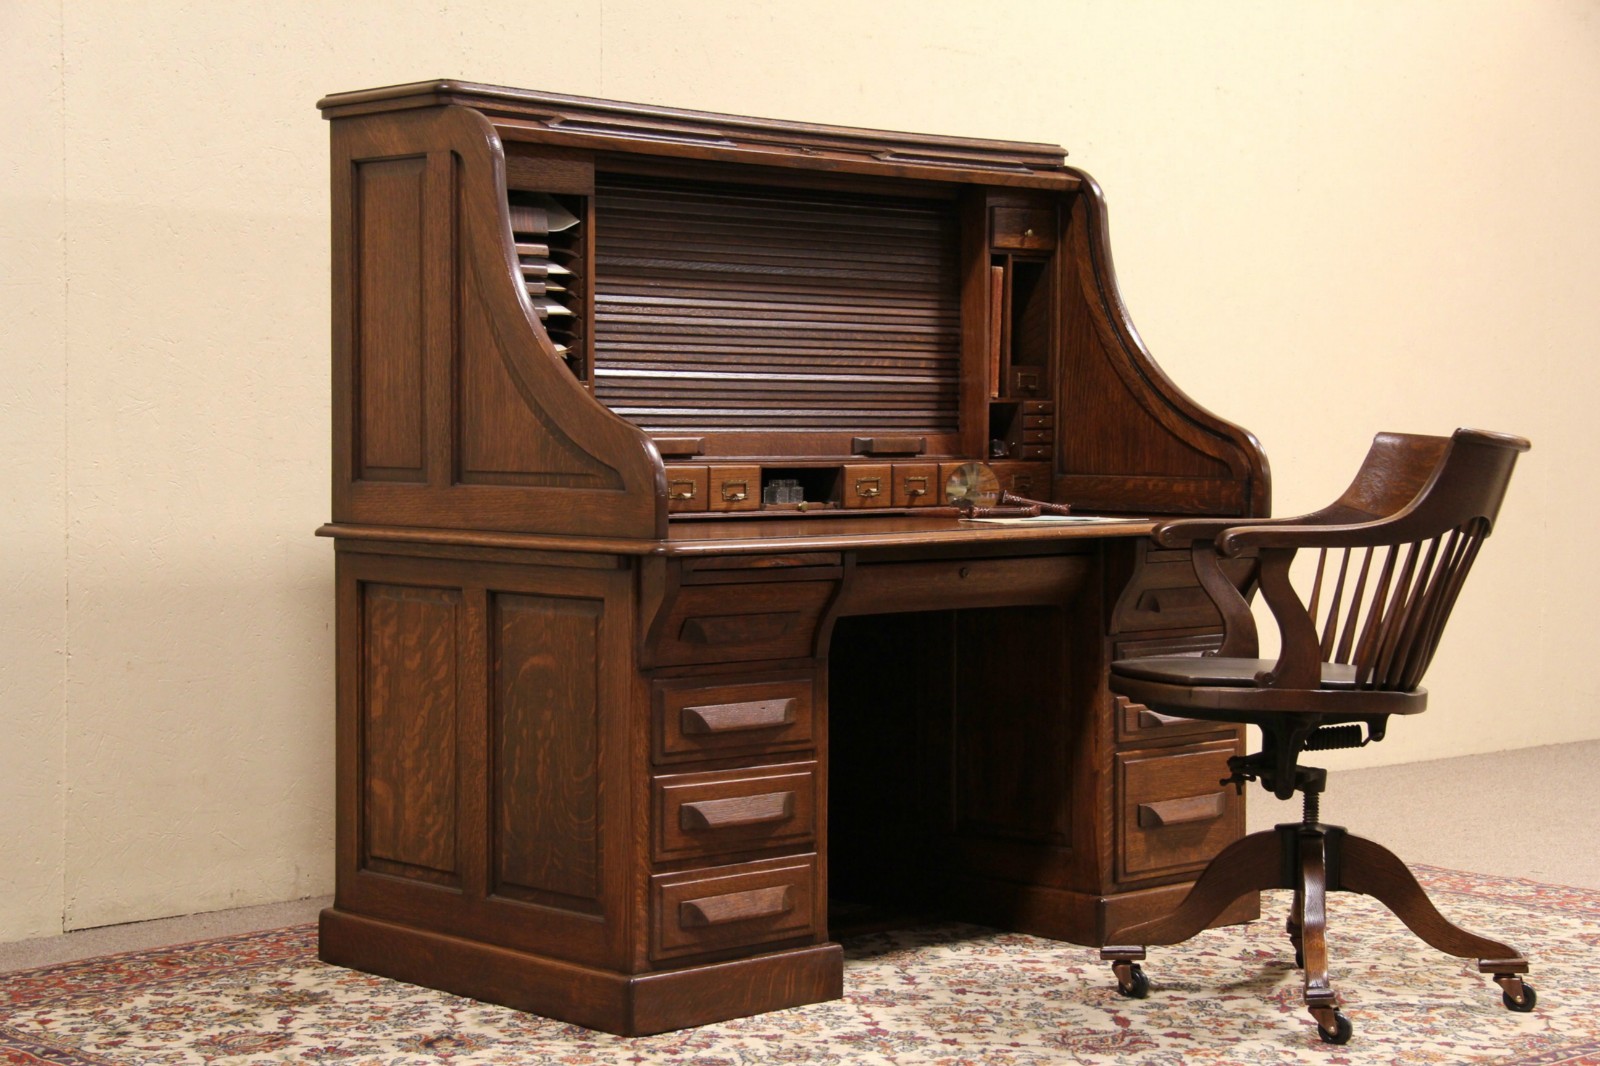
318,908,844,1036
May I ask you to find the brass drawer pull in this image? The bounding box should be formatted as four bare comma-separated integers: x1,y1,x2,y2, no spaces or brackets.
719,480,749,502
1137,792,1226,829
681,698,797,735
680,791,795,831
668,479,698,501
855,476,882,499
679,885,795,927
903,475,929,498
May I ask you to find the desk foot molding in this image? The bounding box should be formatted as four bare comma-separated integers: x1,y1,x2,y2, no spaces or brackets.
941,876,1261,945
318,908,843,1036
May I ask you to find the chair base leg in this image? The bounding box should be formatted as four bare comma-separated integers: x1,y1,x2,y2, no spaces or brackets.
1101,821,1536,1039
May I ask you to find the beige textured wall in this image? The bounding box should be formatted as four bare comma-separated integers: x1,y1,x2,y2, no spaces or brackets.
3,1,1596,941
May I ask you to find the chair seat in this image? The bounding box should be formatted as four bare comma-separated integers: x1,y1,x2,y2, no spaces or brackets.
1109,656,1427,722
1112,656,1362,689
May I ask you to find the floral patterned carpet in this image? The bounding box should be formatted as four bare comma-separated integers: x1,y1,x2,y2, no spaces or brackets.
3,866,1596,1065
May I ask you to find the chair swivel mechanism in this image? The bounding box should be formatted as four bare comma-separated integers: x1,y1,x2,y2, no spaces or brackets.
1100,428,1533,1045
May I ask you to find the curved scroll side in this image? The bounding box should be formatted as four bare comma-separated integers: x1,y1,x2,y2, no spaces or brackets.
1058,168,1270,517
331,104,666,539
449,106,667,533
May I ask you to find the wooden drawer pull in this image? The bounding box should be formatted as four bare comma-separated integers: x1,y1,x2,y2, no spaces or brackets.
680,791,795,831
682,698,797,735
1137,793,1226,829
680,612,797,646
1137,707,1193,729
679,885,794,927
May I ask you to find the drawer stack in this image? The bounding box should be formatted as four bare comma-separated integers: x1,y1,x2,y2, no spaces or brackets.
641,558,837,964
1106,544,1253,890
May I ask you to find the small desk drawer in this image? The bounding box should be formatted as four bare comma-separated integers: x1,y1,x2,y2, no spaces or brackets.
664,465,708,513
991,206,1056,250
654,762,817,862
708,464,760,512
1112,551,1255,635
647,581,835,667
1116,740,1242,882
654,672,815,764
1112,633,1226,742
650,855,819,961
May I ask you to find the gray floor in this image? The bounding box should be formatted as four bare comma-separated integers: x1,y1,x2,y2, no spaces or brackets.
2,740,1596,975
1243,739,1600,889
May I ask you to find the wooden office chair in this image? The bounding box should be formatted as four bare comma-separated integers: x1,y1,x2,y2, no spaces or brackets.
1100,428,1533,1044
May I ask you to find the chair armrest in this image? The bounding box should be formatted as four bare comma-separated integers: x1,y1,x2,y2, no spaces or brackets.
1150,518,1242,548
1153,505,1362,549
1218,515,1428,556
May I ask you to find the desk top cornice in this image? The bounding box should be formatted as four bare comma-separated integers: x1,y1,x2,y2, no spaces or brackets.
317,79,1073,188
319,516,1159,558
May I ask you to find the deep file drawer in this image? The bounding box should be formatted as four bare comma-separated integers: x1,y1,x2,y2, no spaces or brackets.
653,762,817,862
1116,739,1243,882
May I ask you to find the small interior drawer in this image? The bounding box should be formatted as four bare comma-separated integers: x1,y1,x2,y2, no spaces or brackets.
653,762,817,861
654,672,815,764
991,206,1056,250
1116,739,1243,882
842,463,892,509
891,462,940,507
650,855,819,961
987,461,1051,501
708,464,761,512
664,465,708,513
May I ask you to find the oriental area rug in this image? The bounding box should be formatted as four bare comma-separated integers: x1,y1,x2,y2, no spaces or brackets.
3,867,1597,1065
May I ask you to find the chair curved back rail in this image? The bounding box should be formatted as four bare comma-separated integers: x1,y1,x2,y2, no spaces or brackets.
1157,428,1529,693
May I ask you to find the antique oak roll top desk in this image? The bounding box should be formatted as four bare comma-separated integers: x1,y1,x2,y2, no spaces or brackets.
316,80,1271,1035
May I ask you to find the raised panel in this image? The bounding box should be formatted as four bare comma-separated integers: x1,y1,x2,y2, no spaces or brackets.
492,592,603,908
952,607,1071,846
354,157,428,481
360,582,460,883
455,294,615,487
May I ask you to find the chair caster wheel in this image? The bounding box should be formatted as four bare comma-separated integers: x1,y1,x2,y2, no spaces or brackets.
1113,961,1149,999
1502,981,1537,1012
1316,1011,1353,1045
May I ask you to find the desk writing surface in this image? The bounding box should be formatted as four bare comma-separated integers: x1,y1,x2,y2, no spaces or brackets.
661,514,1159,555
319,515,1160,557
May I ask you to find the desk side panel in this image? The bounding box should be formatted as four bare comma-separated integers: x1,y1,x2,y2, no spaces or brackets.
330,550,639,969
1054,171,1270,517
330,107,665,538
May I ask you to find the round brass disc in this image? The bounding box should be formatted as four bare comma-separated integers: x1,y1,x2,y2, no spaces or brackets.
944,462,1000,508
